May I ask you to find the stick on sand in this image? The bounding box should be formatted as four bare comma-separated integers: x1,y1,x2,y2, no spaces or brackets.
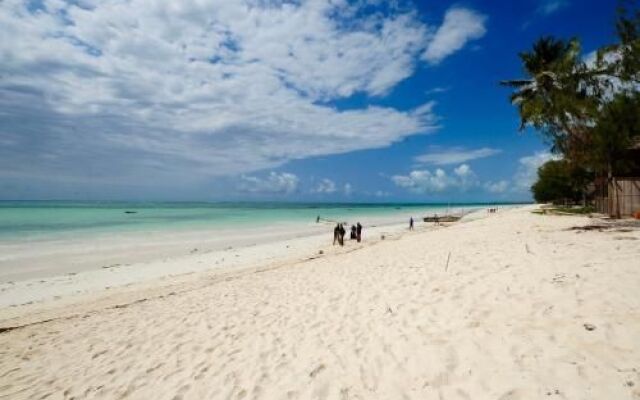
445,251,451,272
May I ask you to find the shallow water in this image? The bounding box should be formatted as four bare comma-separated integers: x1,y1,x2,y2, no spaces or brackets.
0,201,514,241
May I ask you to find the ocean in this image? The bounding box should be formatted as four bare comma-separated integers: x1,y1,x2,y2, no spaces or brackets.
0,201,511,241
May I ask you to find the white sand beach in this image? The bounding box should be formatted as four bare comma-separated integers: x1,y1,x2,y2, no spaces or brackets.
1,206,639,399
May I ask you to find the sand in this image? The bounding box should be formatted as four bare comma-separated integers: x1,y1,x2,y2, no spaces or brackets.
1,206,639,399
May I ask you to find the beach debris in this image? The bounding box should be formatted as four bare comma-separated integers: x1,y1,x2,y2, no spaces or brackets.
309,363,326,378
627,381,635,387
551,274,566,285
525,243,533,254
569,225,606,231
583,323,596,331
318,250,324,255
445,251,451,272
381,235,385,240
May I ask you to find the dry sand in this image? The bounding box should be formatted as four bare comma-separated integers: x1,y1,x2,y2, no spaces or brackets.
1,206,639,399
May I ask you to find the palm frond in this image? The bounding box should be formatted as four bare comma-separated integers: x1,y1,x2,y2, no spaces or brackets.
499,79,533,87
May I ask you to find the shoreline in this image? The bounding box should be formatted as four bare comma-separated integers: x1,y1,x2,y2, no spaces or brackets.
0,207,491,317
0,204,488,283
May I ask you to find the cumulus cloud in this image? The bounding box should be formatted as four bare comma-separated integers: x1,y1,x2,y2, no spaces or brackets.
237,172,299,194
0,1,486,196
313,178,337,194
422,8,487,64
414,146,501,165
393,150,562,199
484,180,510,194
514,151,560,192
392,163,477,193
454,164,471,176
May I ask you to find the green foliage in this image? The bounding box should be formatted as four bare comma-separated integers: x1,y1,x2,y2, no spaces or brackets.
590,91,640,175
555,206,596,214
531,160,592,204
501,37,598,159
613,0,640,83
504,1,639,210
502,2,639,168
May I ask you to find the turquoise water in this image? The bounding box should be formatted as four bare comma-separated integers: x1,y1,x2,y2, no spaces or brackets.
0,201,510,240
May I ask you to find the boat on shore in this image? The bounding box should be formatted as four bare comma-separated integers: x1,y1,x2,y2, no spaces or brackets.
423,215,461,223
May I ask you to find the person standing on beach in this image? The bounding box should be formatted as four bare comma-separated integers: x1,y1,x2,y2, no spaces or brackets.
356,222,362,242
350,225,357,240
333,224,340,245
339,224,346,246
409,217,414,230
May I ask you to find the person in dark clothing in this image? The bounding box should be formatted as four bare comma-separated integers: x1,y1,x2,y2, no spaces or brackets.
350,225,357,240
409,217,414,230
339,223,346,246
333,223,340,245
356,222,362,242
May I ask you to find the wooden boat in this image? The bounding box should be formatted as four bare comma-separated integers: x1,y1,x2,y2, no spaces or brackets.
423,215,461,223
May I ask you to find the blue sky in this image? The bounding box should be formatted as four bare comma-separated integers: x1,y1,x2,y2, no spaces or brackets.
0,0,620,202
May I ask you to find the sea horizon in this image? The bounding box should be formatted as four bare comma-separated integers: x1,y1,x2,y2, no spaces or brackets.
0,200,527,241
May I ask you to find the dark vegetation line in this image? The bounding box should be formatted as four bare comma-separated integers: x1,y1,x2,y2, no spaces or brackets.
501,1,640,217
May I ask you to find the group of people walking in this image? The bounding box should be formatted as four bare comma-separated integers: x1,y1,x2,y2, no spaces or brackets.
321,215,416,246
332,222,362,246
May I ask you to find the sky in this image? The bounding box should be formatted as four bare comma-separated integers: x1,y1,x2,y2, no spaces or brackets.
0,0,621,202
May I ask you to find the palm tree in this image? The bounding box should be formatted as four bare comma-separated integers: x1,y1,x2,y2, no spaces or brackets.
500,37,597,162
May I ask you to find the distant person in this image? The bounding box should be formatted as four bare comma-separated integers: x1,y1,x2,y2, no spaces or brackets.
350,225,357,240
316,215,320,223
409,217,414,230
339,223,346,246
333,223,340,245
356,222,362,242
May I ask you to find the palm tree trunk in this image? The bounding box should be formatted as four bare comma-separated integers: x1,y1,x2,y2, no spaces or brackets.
608,160,621,219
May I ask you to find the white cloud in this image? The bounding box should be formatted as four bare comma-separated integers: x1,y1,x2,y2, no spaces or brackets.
313,178,337,194
538,0,569,15
514,151,560,192
453,163,474,180
422,7,487,64
394,151,563,198
374,190,390,197
0,1,485,195
484,180,509,193
237,172,299,194
392,164,477,193
414,146,501,165
425,86,450,95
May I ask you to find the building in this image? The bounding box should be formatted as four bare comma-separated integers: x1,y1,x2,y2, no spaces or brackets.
594,138,640,218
